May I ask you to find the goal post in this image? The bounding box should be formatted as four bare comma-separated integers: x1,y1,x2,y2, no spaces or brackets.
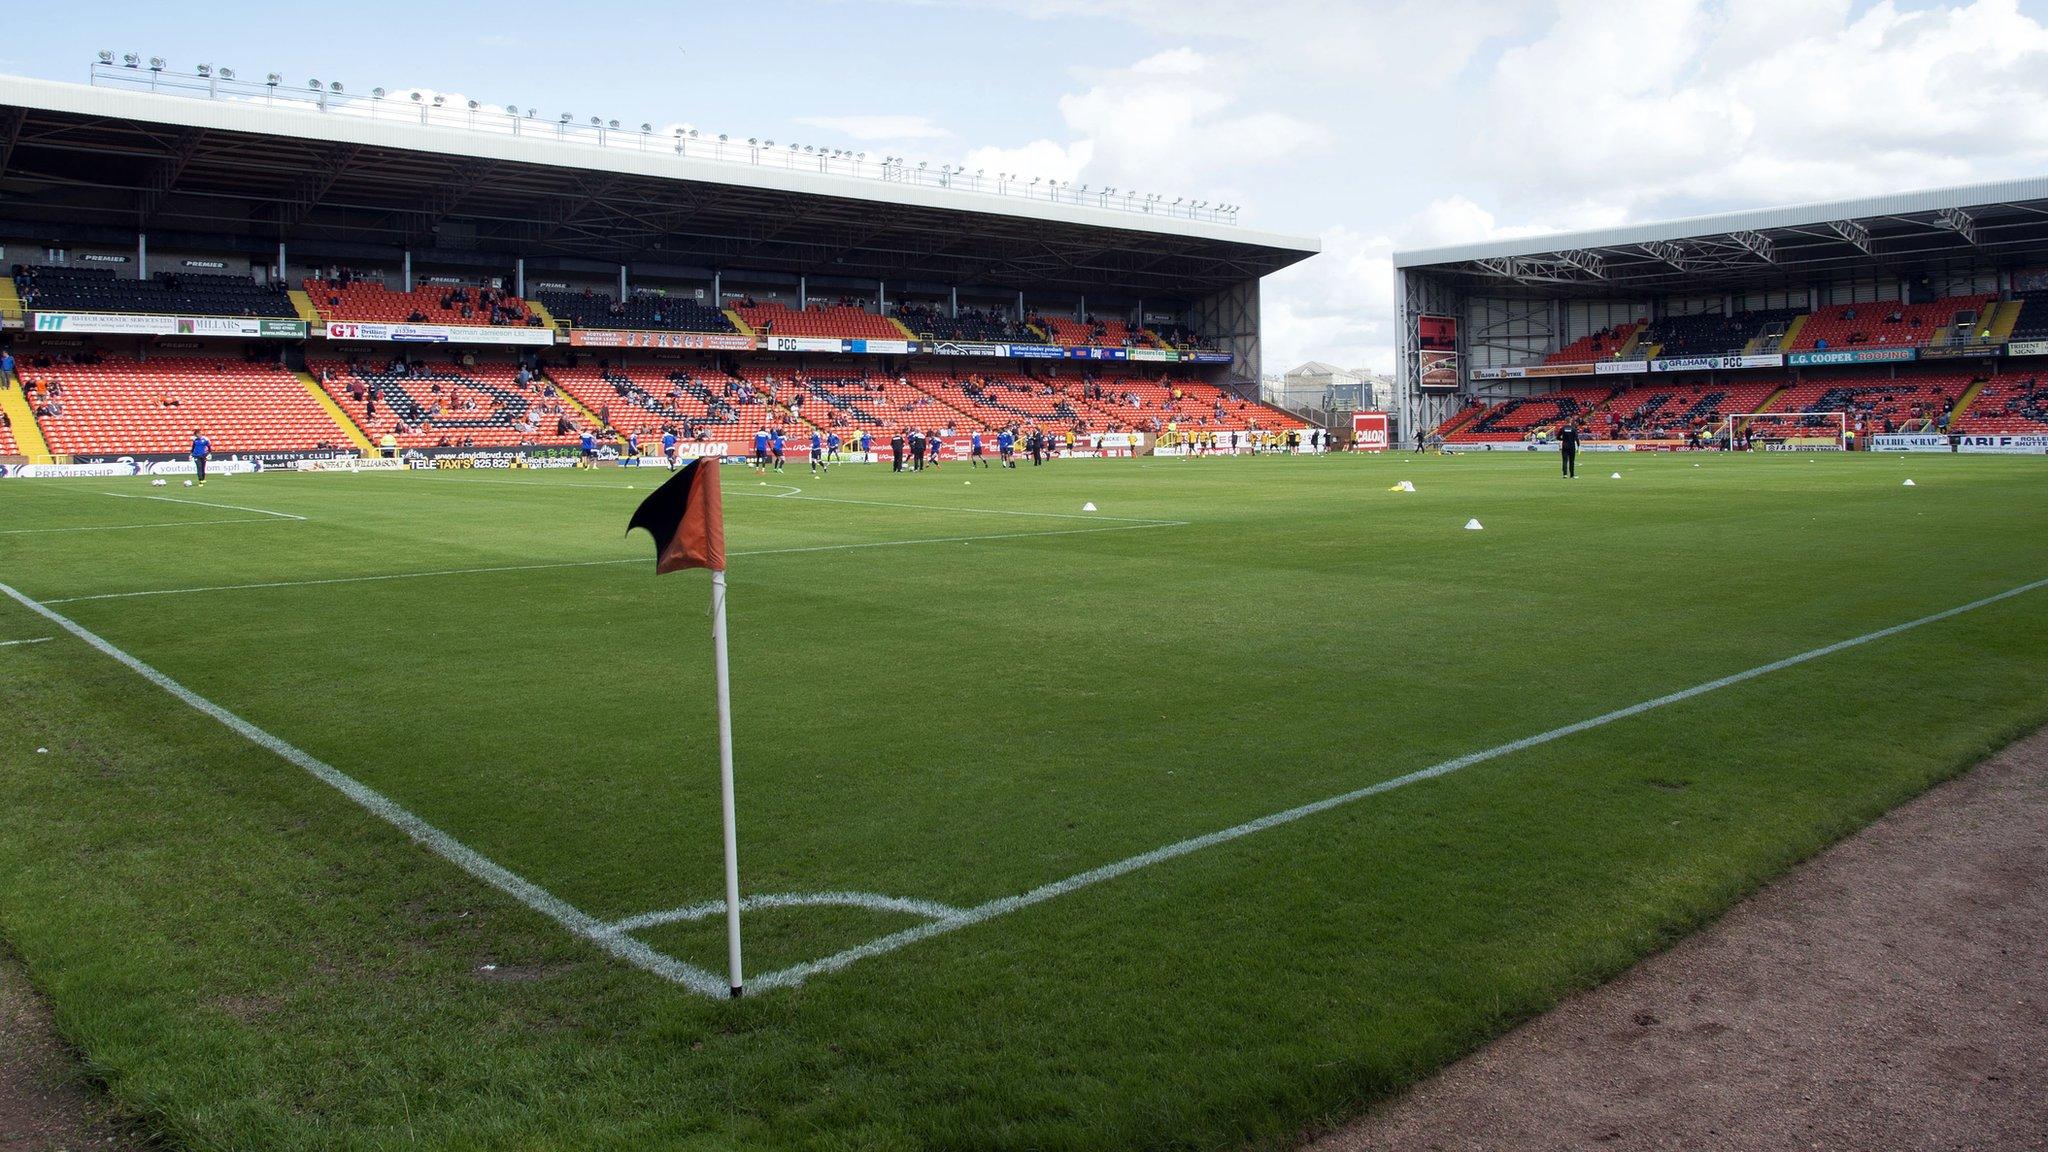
1720,410,1849,451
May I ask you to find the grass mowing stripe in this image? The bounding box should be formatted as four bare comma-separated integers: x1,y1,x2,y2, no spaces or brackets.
0,579,732,1000
746,572,2048,994
38,523,1187,604
0,517,292,535
99,491,308,520
407,471,1185,524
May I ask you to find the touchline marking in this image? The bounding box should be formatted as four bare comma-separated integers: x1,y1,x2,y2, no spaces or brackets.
100,491,307,521
607,891,967,936
0,518,290,536
743,574,2048,994
40,523,1186,605
0,580,730,1000
0,636,53,647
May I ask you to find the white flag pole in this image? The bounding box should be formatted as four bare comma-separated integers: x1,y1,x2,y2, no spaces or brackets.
710,568,744,998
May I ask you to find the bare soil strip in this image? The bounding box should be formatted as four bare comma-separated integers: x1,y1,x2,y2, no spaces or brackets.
1310,727,2048,1152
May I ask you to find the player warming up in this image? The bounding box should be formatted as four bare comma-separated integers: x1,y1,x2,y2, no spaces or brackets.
190,428,210,485
809,428,827,477
1559,422,1579,478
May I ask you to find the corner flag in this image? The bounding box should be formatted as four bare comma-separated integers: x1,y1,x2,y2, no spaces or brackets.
626,457,744,997
627,458,726,573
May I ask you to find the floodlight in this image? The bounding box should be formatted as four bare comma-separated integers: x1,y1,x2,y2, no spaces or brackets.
149,57,165,70
266,72,281,86
409,90,422,101
373,87,386,98
218,68,234,80
195,63,212,76
330,82,344,93
308,79,322,90
560,113,572,122
97,50,115,64
123,53,140,67
468,99,481,110
608,119,620,129
640,122,652,132
431,95,444,106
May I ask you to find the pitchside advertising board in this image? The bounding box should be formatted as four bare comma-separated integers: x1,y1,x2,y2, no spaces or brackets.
32,312,307,339
1351,411,1389,450
323,321,554,347
1957,433,2048,454
1869,434,1952,452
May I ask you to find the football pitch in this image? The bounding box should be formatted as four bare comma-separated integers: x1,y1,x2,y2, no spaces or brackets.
2,451,2046,1151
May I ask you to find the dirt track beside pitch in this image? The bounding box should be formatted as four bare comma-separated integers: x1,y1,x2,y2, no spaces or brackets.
1310,726,2048,1152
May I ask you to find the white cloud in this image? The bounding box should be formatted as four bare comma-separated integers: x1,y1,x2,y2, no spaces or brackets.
958,48,1327,197
1262,197,1631,375
1476,0,2048,212
794,114,952,141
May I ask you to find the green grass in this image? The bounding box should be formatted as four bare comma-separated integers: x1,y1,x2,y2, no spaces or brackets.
1,451,2045,1150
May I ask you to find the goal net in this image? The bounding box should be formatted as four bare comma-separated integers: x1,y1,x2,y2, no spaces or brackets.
1720,410,1849,451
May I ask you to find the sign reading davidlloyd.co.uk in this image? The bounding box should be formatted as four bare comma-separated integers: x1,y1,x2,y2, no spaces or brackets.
32,312,306,339
322,321,554,347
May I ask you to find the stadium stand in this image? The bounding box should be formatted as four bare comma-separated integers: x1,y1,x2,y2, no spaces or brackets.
1747,372,1974,439
1641,308,1804,359
535,290,736,333
1545,322,1643,364
1595,381,1781,441
304,276,536,327
731,300,906,340
1037,315,1143,348
1951,372,2048,434
2005,291,2048,343
27,355,348,456
14,265,297,317
1787,296,1991,352
890,303,1039,344
1450,385,1614,441
310,358,585,448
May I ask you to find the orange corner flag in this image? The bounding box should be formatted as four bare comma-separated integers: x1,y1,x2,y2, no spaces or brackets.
626,458,726,573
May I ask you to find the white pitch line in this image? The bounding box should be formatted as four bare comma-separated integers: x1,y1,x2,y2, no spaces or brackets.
0,579,731,1000
100,491,307,521
40,523,1186,605
0,636,53,647
0,517,290,536
744,574,2048,994
607,891,967,936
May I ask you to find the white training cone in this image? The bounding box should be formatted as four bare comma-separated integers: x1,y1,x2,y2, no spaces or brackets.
1464,518,1484,531
1610,472,1621,479
1397,479,1416,492
1082,502,1098,512
1903,478,1916,487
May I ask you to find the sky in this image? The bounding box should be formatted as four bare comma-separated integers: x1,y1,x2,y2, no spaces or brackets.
12,0,2048,374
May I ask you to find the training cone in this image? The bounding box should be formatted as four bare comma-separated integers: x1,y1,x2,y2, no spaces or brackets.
1903,478,1916,487
1464,518,1484,531
1611,472,1621,479
1082,502,1098,511
1389,479,1416,492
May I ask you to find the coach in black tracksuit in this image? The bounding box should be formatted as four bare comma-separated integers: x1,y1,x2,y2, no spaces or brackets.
890,431,906,472
1558,423,1579,478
